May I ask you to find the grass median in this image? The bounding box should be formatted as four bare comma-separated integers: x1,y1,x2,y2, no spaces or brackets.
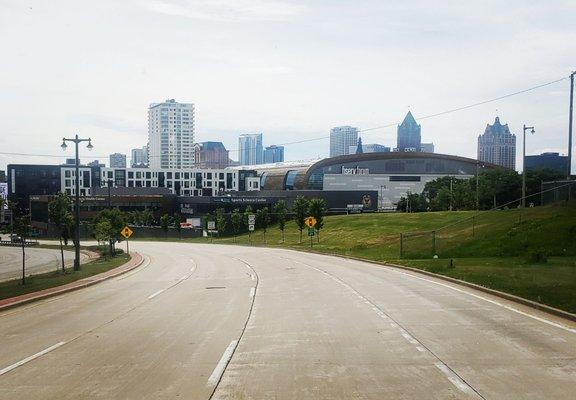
0,247,130,301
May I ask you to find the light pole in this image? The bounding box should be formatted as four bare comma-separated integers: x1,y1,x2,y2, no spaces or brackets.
522,124,535,208
61,135,93,271
568,71,574,179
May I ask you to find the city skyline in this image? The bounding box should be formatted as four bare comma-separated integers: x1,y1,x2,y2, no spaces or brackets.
0,1,574,172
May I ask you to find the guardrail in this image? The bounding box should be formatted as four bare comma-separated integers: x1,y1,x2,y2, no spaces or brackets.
0,240,40,247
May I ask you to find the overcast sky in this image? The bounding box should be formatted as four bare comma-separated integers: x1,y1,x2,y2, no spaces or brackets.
0,0,575,172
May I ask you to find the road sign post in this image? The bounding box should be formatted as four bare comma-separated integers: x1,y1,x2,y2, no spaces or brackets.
120,226,133,255
247,214,255,245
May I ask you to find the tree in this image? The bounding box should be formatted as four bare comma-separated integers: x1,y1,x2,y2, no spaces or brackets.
477,168,521,209
48,192,74,273
215,208,226,237
159,214,171,238
141,208,154,226
173,213,182,239
292,196,309,243
94,219,113,256
525,168,564,206
308,198,327,242
230,208,243,242
396,192,427,212
14,214,30,285
274,200,288,243
256,206,270,243
95,208,126,255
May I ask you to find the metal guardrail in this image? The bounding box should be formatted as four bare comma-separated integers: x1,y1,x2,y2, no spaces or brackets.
0,240,40,247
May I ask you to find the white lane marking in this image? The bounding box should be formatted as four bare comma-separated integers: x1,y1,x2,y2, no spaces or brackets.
251,274,255,281
435,362,477,396
391,269,576,334
0,342,66,376
190,267,195,272
208,340,238,386
400,330,420,345
148,289,165,300
249,287,255,298
179,275,187,281
416,346,426,352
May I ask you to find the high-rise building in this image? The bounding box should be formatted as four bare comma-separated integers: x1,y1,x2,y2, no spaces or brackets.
194,142,230,169
131,146,149,167
239,133,263,165
148,99,195,169
477,117,516,170
525,152,568,174
109,153,126,168
420,143,435,153
263,145,285,163
396,111,421,152
330,126,358,157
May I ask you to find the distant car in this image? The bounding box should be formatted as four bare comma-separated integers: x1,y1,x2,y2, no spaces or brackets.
10,234,22,243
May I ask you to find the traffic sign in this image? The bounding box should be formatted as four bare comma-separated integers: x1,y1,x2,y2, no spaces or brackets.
304,216,317,228
248,224,255,231
248,214,256,224
308,228,315,237
120,226,133,239
207,221,216,230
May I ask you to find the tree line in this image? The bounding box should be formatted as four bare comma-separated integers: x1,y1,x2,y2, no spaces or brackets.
396,167,564,212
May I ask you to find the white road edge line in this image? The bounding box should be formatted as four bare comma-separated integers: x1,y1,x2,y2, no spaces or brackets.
148,289,165,300
434,362,478,396
249,287,256,298
391,269,576,334
208,340,238,386
0,341,66,376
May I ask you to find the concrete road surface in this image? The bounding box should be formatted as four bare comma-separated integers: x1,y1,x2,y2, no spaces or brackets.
0,242,574,399
0,246,87,282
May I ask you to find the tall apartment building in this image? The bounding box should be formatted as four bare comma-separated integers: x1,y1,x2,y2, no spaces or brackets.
148,99,195,169
477,117,516,170
420,142,435,153
263,145,285,163
194,141,229,169
131,146,149,167
239,133,263,165
396,112,421,152
109,153,126,168
330,126,358,157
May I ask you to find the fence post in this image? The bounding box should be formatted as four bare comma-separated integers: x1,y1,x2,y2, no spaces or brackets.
431,230,436,256
399,233,403,259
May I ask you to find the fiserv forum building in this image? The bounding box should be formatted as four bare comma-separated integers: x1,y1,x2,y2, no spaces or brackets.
246,152,495,209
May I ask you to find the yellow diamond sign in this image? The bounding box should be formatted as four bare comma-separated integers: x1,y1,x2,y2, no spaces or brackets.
304,216,317,228
120,226,133,239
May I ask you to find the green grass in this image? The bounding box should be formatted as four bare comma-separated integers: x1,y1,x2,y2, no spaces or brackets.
0,249,130,301
132,202,576,313
395,257,576,313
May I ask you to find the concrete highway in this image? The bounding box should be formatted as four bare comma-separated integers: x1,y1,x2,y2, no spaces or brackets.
0,246,87,282
0,242,574,399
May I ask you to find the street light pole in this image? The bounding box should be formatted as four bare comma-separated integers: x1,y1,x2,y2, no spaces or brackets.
568,71,574,179
522,125,535,208
61,134,93,271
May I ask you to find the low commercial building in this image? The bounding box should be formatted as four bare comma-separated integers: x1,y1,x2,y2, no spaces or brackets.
525,152,568,174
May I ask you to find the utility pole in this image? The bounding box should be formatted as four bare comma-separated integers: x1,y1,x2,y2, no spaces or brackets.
61,135,93,271
568,71,574,179
476,161,480,210
522,125,535,208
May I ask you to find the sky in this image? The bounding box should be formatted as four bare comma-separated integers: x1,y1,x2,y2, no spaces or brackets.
0,0,575,172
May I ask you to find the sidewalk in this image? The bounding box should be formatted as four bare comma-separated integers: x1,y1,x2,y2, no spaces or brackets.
0,252,144,311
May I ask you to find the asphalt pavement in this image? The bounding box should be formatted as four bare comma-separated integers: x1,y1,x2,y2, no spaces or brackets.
0,242,574,399
0,246,87,282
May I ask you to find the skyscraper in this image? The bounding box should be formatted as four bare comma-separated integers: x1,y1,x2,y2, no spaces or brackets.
194,141,229,169
330,126,358,157
131,146,148,167
477,117,516,170
396,111,421,152
239,133,263,165
148,99,195,169
263,145,285,163
109,153,126,168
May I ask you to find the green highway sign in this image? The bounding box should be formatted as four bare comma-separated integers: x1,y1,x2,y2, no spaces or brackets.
308,228,315,237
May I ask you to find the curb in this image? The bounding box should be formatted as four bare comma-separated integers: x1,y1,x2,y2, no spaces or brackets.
0,252,145,312
304,250,576,323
